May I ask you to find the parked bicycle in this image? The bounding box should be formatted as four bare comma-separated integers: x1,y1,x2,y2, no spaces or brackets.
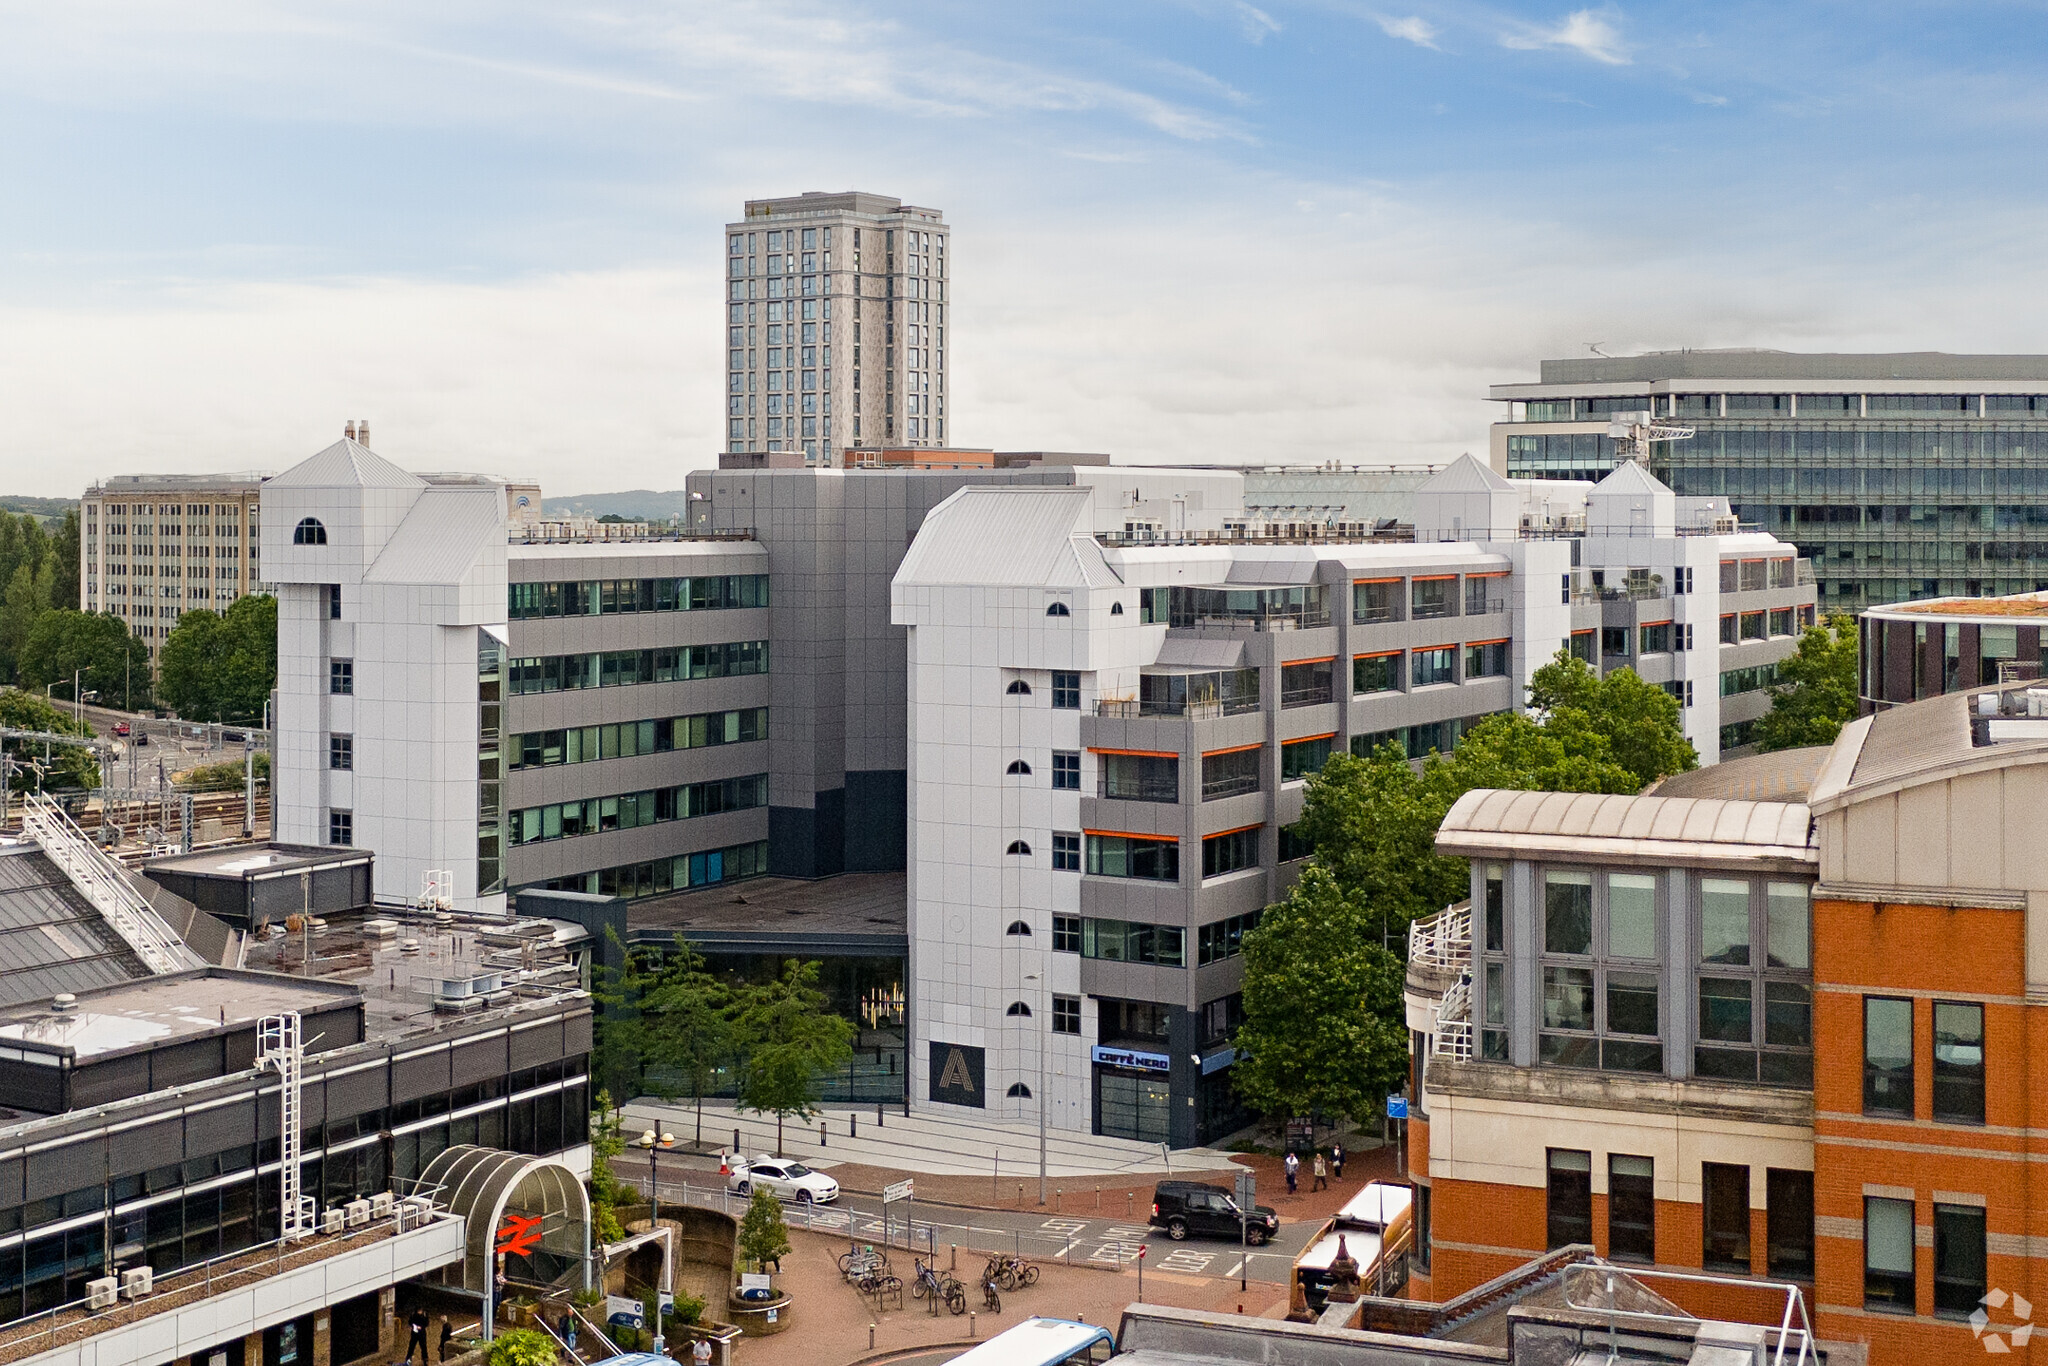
840,1245,890,1282
911,1258,967,1315
979,1270,1003,1314
984,1253,1039,1291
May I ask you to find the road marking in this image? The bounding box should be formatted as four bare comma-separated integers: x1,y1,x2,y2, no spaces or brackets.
1089,1242,1145,1264
1223,1259,1243,1278
1105,1225,1154,1239
1159,1250,1213,1274
1041,1219,1088,1234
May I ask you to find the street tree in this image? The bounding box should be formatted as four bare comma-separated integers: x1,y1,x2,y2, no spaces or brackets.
48,511,80,613
736,1187,791,1274
1525,652,1698,788
157,593,276,722
734,959,854,1155
0,688,99,791
1755,613,1860,752
639,939,738,1149
18,611,150,710
0,560,53,685
1232,864,1407,1129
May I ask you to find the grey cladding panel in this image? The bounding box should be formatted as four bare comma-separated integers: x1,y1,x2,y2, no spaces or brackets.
184,1100,257,1158
510,1019,565,1069
324,1065,389,1121
26,1143,102,1200
564,1012,593,1058
392,1049,452,1102
452,1034,509,1087
71,1053,150,1111
0,1157,21,1206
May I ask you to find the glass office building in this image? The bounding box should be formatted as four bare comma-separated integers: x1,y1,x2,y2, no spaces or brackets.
1490,352,2048,609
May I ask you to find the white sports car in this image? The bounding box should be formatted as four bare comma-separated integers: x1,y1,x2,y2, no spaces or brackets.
727,1155,840,1204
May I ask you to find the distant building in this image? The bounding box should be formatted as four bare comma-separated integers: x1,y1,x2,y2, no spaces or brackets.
1860,589,2048,710
724,191,949,462
1490,350,2048,611
80,473,268,657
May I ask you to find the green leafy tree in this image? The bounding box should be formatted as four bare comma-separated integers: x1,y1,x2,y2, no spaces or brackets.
48,510,80,614
177,752,269,791
484,1327,555,1366
586,1090,629,1244
736,1186,791,1273
0,688,99,791
1526,652,1698,789
0,512,50,610
19,611,150,710
640,939,738,1148
1755,613,1860,752
734,960,855,1154
157,593,276,721
1231,864,1408,1128
0,560,54,685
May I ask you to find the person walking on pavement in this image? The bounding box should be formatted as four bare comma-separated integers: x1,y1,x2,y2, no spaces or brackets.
403,1308,429,1365
1331,1141,1346,1181
1284,1150,1299,1195
1312,1152,1329,1192
436,1317,454,1364
559,1310,578,1355
693,1336,715,1366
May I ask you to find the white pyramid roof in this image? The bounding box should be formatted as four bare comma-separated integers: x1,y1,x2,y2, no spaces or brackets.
267,439,428,491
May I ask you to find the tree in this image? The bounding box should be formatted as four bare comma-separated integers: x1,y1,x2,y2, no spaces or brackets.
639,939,738,1148
0,688,99,791
157,593,276,721
734,960,854,1154
1231,864,1408,1128
177,752,269,791
1755,613,1860,752
585,1090,629,1245
1526,652,1698,789
484,1328,555,1366
19,611,150,710
48,510,80,613
736,1186,791,1274
0,560,53,685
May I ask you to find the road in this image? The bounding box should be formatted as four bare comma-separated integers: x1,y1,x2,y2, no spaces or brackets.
630,1152,1311,1287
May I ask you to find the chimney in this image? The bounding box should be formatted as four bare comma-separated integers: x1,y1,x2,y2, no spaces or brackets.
358,420,370,448
344,421,356,442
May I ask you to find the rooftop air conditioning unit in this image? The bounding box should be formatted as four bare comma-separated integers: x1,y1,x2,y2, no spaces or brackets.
88,1277,119,1310
369,1191,395,1219
320,1207,345,1235
120,1267,152,1299
344,1198,372,1228
1711,514,1739,535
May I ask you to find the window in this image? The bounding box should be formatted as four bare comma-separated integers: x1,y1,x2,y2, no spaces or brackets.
1864,1196,1915,1311
1739,559,1767,591
1719,614,1737,644
1197,911,1263,965
328,734,353,770
1046,601,1070,617
1483,864,1505,951
1639,622,1672,655
1544,871,1592,954
329,659,353,695
1353,652,1400,694
1766,1169,1815,1280
1568,630,1595,663
1411,578,1455,620
1202,746,1262,798
1766,882,1810,969
328,584,342,619
1005,759,1032,775
1545,1150,1592,1249
1701,878,1751,964
1006,921,1032,936
1354,580,1402,624
1081,918,1184,966
292,517,327,545
1280,658,1334,707
1201,826,1259,878
1280,736,1332,782
1005,840,1032,856
1933,1203,1987,1317
1006,678,1032,695
1110,601,1124,615
328,810,352,845
1702,1163,1751,1272
1864,996,1914,1117
1006,1001,1032,1016
1465,575,1502,615
1052,996,1082,1035
1051,832,1081,871
1740,611,1767,641
1085,834,1179,881
1050,671,1080,708
1412,646,1454,687
1102,752,1179,802
1052,915,1080,952
1769,607,1794,637
1051,751,1080,790
1278,823,1313,862
1601,626,1631,657
1933,1001,1985,1124
1607,1156,1654,1263
1007,1083,1032,1098
1463,640,1508,678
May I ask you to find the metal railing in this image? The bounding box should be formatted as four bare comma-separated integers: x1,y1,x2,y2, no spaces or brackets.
1560,1264,1815,1366
1408,903,1472,973
1433,977,1473,1062
1093,698,1260,720
1199,774,1260,801
22,792,202,975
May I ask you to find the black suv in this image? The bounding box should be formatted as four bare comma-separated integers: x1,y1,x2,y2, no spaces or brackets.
1150,1180,1278,1244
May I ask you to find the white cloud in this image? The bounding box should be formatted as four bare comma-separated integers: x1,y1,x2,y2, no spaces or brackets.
1235,2,1282,43
1501,8,1629,65
1375,15,1441,49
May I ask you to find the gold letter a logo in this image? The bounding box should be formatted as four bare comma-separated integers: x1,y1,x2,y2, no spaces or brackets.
938,1048,975,1094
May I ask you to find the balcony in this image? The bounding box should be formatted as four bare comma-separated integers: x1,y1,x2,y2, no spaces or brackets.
1096,697,1260,720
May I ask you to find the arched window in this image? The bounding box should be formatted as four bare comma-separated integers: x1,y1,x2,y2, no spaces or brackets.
292,517,328,546
1005,759,1032,775
1006,1001,1033,1017
1046,601,1071,617
1110,601,1125,615
1005,840,1032,856
1006,920,1032,936
1006,679,1032,695
1007,1083,1033,1098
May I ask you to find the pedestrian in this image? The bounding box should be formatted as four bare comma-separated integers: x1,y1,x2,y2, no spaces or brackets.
436,1318,453,1364
693,1335,715,1366
1331,1141,1345,1181
1283,1150,1299,1195
559,1310,577,1354
403,1308,429,1365
1312,1152,1328,1191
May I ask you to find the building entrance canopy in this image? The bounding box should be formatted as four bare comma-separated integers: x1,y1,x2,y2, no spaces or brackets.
420,1144,591,1293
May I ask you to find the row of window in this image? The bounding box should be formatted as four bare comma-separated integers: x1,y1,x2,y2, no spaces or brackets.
506,774,767,845
506,574,768,619
1353,575,1508,625
528,839,770,900
506,708,767,769
1351,712,1506,762
1545,1151,1812,1280
506,642,768,694
1524,393,2048,420
1863,995,1985,1123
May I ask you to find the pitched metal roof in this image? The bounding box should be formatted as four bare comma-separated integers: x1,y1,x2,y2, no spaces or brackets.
363,487,505,585
1436,788,1815,869
1417,452,1515,493
266,439,428,491
0,847,151,1009
895,486,1121,588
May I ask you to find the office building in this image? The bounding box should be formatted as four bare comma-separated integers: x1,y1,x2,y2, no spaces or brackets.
724,191,949,462
891,457,1813,1148
1859,588,2048,710
81,474,267,657
1489,350,2048,610
1404,678,2048,1365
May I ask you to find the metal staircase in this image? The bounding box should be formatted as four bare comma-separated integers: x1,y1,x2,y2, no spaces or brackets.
22,792,202,975
1434,977,1474,1061
259,1012,317,1239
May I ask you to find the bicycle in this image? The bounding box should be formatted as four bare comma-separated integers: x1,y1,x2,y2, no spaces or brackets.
840,1246,889,1282
979,1271,1002,1314
911,1258,967,1315
985,1253,1037,1291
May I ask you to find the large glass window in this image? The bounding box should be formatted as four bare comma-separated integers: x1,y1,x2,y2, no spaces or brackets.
1765,882,1810,969
1411,646,1455,687
1933,1203,1987,1318
1200,827,1260,878
1051,671,1080,709
1544,871,1593,954
1933,1001,1985,1124
1281,659,1334,707
1080,918,1184,965
1279,736,1331,782
1545,1150,1592,1249
1353,580,1402,624
1702,1163,1751,1272
1463,640,1509,678
1411,577,1456,620
1197,911,1263,965
1864,996,1915,1117
1864,1196,1915,1311
1202,746,1261,798
1353,652,1400,694
1701,879,1752,964
1100,752,1179,802
1085,834,1180,881
1766,1169,1815,1281
1608,1155,1655,1263
1607,873,1656,958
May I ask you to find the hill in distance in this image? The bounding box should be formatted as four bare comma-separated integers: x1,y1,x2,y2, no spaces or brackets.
0,495,78,525
544,489,692,522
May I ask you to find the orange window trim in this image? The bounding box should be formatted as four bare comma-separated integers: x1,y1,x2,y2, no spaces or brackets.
1468,571,1509,580
1202,742,1264,757
1284,732,1338,745
1354,576,1402,585
1465,637,1510,648
1641,620,1672,629
1354,649,1402,660
1083,828,1179,842
1742,558,1765,566
1285,655,1338,667
1571,628,1595,636
1719,614,1735,621
1089,747,1178,758
1204,823,1263,841
1412,574,1457,582
1418,644,1457,654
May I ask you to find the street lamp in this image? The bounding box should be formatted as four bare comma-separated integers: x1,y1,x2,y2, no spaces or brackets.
1024,973,1047,1205
637,1129,674,1225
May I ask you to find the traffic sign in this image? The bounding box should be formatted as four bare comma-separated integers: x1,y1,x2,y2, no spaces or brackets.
1234,1169,1256,1206
883,1178,914,1204
1387,1094,1410,1120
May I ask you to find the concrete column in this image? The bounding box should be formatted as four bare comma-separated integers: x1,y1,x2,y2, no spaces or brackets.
243,1329,265,1366
312,1312,331,1366
377,1287,397,1360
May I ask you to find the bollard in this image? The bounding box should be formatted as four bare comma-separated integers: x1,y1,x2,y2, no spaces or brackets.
821,1121,828,1148
950,1243,957,1271
1017,1183,1023,1207
877,1102,885,1127
1096,1184,1101,1211
869,1324,876,1351
1126,1191,1134,1219
734,1127,741,1153
969,1312,977,1339
1055,1188,1062,1213
851,1115,858,1139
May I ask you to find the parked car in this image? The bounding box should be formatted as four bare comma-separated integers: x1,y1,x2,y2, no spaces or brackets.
1149,1180,1277,1244
726,1155,839,1204
111,722,129,737
221,729,248,743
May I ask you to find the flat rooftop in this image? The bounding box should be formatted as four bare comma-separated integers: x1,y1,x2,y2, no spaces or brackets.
0,971,354,1059
1875,592,2048,619
630,871,905,954
1648,746,1830,803
1530,350,2048,385
145,843,368,881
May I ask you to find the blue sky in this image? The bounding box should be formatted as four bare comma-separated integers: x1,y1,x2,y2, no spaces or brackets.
3,1,2047,494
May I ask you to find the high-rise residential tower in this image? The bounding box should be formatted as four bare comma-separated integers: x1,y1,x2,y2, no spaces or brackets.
81,473,268,659
723,192,950,462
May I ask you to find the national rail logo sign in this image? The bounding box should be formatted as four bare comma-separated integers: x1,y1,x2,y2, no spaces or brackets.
495,1212,545,1258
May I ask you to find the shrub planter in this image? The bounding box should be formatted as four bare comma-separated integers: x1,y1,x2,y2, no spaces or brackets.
727,1286,793,1336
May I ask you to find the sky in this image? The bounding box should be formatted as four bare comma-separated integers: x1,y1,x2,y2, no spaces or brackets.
3,1,2048,496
